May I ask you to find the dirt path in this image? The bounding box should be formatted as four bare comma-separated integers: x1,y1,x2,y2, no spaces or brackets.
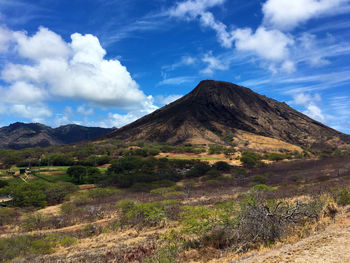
213,207,350,263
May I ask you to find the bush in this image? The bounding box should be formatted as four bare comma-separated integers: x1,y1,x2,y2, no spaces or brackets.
0,207,16,226
186,162,211,178
44,182,77,205
205,169,221,178
208,144,225,154
117,200,180,227
0,180,8,188
87,187,121,199
21,213,49,231
240,152,261,168
334,188,350,206
263,153,286,161
0,233,76,261
86,167,102,183
2,181,47,208
213,161,231,172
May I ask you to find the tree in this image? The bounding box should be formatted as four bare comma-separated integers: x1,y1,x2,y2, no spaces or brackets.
66,166,87,184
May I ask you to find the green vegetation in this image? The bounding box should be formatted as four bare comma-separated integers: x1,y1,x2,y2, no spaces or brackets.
117,200,180,227
240,151,262,168
0,180,77,208
0,207,16,226
0,233,76,262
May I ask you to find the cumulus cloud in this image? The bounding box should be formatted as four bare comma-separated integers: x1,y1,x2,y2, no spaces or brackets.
304,103,326,122
0,26,13,53
200,52,228,75
1,27,156,113
10,104,52,121
262,0,350,30
102,97,158,128
232,27,294,62
293,93,325,122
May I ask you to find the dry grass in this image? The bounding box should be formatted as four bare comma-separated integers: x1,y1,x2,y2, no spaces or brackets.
233,130,303,152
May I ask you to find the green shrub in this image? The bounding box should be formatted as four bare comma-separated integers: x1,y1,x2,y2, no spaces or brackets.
251,184,276,192
213,161,231,172
2,181,47,208
205,169,221,178
87,187,121,199
208,144,225,154
21,213,49,231
186,162,211,178
44,182,77,205
0,180,8,188
240,152,261,168
0,207,16,226
44,233,77,247
335,188,350,206
150,186,183,196
0,233,76,261
263,153,286,161
66,166,87,184
116,199,136,213
117,200,180,227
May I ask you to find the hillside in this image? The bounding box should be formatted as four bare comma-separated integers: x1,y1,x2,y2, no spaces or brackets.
105,80,350,150
0,122,114,149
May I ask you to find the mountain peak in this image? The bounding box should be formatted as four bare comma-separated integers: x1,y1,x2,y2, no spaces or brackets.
105,80,350,150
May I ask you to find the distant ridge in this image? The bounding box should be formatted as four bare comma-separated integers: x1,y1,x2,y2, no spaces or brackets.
104,80,350,149
0,122,114,149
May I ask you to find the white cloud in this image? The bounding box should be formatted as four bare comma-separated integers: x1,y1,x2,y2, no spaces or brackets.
199,11,234,48
13,27,70,60
0,81,46,104
232,27,294,61
293,93,321,105
169,0,234,48
262,0,350,31
200,52,228,75
10,104,52,121
1,27,156,111
77,105,94,115
304,103,325,122
169,0,225,18
103,98,158,128
0,26,13,53
293,92,325,122
281,60,296,74
168,1,296,72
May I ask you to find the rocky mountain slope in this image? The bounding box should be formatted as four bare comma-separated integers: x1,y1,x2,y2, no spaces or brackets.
0,122,114,149
105,80,350,149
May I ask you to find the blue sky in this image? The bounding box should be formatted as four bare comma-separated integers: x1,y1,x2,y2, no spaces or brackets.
0,0,350,134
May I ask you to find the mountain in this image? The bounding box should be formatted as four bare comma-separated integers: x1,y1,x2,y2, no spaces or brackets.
0,122,114,149
104,80,350,150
